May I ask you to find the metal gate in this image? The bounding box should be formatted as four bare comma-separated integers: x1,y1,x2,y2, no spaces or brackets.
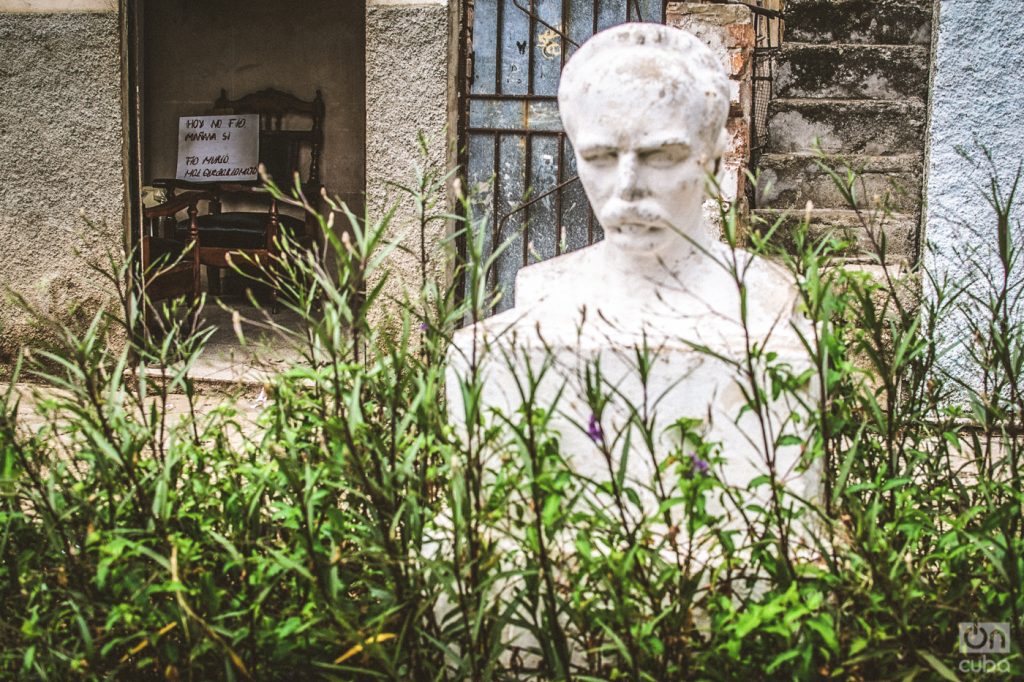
459,0,664,312
746,0,783,189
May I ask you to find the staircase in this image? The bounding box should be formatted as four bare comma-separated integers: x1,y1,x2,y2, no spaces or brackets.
754,0,934,262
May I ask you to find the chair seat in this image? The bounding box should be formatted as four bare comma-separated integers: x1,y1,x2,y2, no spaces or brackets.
143,236,196,303
175,212,305,250
147,236,190,263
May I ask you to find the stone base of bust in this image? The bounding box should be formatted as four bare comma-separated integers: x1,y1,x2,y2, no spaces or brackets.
442,242,822,664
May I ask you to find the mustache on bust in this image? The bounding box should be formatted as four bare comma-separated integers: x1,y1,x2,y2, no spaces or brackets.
599,199,672,231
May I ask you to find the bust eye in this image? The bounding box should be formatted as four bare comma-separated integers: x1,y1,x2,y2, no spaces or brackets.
639,143,691,168
581,148,618,166
641,150,677,168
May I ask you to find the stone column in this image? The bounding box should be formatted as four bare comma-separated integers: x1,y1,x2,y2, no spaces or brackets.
364,0,453,329
0,0,125,364
666,2,754,229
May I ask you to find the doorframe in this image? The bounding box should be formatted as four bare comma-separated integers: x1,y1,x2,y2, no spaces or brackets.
120,0,147,321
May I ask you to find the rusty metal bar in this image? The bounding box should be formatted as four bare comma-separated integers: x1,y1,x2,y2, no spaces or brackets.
496,0,505,94
511,0,581,49
556,133,565,255
670,0,783,20
491,133,502,291
467,93,559,101
467,126,563,135
497,174,582,242
523,132,533,266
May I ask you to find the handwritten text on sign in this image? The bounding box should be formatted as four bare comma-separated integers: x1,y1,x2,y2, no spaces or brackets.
176,114,259,182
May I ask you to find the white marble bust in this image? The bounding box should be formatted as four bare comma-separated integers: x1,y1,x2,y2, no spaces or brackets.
448,23,817,528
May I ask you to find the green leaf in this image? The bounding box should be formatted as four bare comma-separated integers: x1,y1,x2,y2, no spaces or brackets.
766,648,801,674
882,477,912,493
916,650,960,682
269,548,314,581
541,494,562,528
804,616,838,654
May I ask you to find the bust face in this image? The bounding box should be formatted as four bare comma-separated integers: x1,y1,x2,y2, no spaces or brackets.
561,42,724,258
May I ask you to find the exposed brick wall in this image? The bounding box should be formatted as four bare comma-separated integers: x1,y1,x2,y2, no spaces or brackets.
666,2,754,227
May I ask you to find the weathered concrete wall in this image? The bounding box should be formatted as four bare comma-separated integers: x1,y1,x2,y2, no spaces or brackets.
0,1,111,9
925,0,1024,383
0,9,124,362
926,0,1024,253
365,0,450,328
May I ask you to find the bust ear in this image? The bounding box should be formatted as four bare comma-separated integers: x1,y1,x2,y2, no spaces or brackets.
715,128,729,160
707,127,728,175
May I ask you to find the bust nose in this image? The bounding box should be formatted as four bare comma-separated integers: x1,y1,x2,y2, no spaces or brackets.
614,152,644,201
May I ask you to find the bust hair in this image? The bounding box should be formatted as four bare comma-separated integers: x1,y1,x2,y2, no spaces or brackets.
558,23,730,158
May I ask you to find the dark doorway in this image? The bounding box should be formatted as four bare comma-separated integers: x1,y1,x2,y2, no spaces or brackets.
125,0,366,379
141,0,366,216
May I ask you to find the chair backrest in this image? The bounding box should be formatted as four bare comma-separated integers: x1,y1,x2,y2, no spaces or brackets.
213,88,325,187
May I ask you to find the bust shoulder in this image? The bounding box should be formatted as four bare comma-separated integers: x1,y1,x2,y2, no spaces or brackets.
514,247,598,308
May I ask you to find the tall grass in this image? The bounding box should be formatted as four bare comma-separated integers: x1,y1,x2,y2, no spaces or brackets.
0,149,1021,680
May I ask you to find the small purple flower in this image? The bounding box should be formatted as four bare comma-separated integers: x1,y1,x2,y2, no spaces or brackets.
689,452,710,476
587,413,604,443
419,322,429,332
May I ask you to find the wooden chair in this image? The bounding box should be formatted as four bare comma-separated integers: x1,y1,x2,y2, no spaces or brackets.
140,190,212,303
156,88,325,305
136,190,216,339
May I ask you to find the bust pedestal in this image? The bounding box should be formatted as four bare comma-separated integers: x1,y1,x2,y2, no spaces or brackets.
447,240,820,535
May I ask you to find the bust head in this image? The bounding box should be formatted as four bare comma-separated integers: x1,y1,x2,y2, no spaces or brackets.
559,24,729,258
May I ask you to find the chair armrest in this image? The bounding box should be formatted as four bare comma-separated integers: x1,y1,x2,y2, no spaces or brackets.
152,177,322,200
152,178,262,194
143,190,216,218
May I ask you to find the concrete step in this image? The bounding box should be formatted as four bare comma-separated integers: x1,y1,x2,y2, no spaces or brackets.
784,0,932,46
774,43,929,101
752,207,917,260
756,152,922,212
765,98,926,156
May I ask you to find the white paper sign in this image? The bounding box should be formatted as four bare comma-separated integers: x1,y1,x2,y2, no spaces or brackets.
175,114,259,182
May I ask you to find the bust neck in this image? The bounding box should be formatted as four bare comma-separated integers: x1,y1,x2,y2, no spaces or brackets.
597,223,715,287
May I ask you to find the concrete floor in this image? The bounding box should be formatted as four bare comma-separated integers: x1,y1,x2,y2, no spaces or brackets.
184,291,305,387
4,379,267,438
4,292,296,434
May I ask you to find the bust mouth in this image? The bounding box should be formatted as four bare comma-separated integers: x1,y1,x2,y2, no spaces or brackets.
613,222,665,236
